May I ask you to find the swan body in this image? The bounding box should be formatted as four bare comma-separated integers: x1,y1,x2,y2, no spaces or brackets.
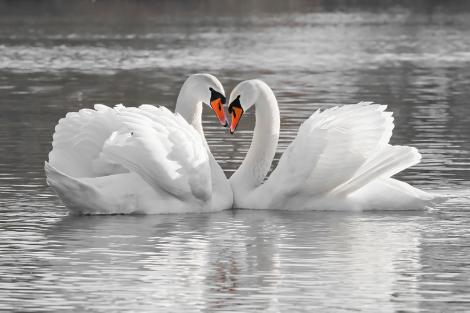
45,74,233,214
228,79,442,211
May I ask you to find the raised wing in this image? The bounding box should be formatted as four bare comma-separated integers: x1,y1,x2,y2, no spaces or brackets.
264,102,400,199
48,104,126,177
100,105,212,202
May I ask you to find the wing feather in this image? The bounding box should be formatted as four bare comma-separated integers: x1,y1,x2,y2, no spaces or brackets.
331,145,421,196
100,105,212,201
264,102,395,199
48,104,124,177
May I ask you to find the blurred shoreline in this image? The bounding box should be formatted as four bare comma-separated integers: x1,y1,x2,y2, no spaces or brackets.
1,0,470,18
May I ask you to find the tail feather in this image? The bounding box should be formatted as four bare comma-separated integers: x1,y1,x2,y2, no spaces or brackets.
349,178,447,210
331,145,421,196
45,162,100,214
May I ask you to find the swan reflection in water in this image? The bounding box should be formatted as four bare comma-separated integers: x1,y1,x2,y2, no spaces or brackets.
41,210,426,311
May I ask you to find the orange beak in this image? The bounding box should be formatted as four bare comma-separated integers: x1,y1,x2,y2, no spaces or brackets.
229,106,244,134
210,97,228,127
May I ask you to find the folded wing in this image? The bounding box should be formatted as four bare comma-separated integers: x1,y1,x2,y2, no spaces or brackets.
100,105,212,202
263,102,418,202
48,104,126,177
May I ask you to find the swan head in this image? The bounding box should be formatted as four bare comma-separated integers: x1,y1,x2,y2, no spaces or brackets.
228,80,259,134
184,73,228,127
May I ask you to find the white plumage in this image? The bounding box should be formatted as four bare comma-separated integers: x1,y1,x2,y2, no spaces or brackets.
229,80,443,211
45,105,212,214
101,105,212,201
45,74,233,214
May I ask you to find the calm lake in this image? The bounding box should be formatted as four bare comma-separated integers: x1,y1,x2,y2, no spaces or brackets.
0,1,469,312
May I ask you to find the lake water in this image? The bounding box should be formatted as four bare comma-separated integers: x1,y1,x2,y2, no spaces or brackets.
1,1,470,312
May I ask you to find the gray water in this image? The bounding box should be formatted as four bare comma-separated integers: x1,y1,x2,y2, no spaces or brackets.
1,1,470,312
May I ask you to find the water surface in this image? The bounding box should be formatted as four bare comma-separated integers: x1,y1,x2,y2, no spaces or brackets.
0,1,469,312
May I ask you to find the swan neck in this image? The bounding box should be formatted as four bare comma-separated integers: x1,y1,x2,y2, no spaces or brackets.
230,83,280,197
175,80,205,138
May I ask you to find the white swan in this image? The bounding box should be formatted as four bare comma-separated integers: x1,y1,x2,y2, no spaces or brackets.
227,79,442,210
45,74,233,214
